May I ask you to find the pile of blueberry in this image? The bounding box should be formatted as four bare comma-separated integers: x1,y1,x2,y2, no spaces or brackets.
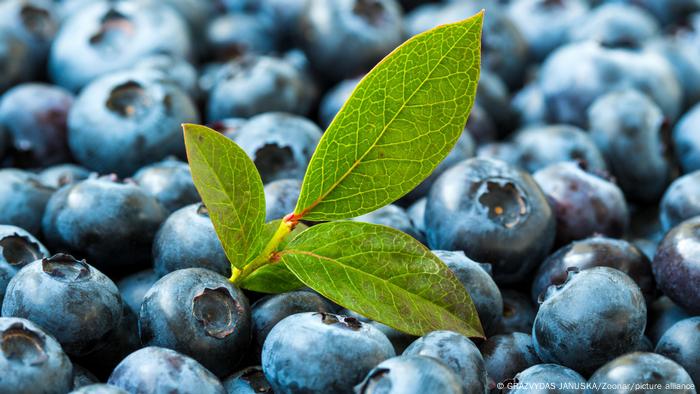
0,0,699,393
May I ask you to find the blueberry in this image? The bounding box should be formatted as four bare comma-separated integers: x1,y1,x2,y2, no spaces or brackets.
495,289,536,335
153,203,231,278
42,176,167,275
532,267,646,374
652,216,700,314
0,28,31,93
355,355,463,394
540,41,681,127
514,125,607,173
68,69,200,176
569,3,659,48
116,269,158,315
261,312,395,393
647,296,692,345
108,347,225,394
505,364,585,394
588,89,673,202
480,332,541,385
0,317,73,394
621,0,700,26
0,224,49,273
660,170,700,230
232,112,322,183
38,164,91,188
2,254,122,356
511,82,548,128
354,205,424,244
252,291,333,355
534,162,628,246
139,268,251,377
0,0,55,81
0,83,74,167
531,236,655,304
506,0,589,61
651,34,700,109
263,178,302,221
206,13,277,61
0,224,49,304
73,364,100,389
49,1,192,92
673,101,700,173
208,117,248,141
299,0,403,82
158,0,218,41
404,130,476,203
655,317,700,384
318,76,361,128
0,169,55,235
476,142,521,167
432,250,503,334
425,158,555,284
587,352,695,394
132,54,199,99
403,330,488,394
207,56,314,120
476,69,518,135
69,384,129,394
223,366,272,394
133,158,199,213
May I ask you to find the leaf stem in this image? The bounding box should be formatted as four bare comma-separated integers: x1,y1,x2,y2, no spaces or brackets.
230,218,294,284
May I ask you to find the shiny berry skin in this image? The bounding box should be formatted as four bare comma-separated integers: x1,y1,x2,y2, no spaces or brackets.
261,312,394,394
426,158,555,284
42,176,167,275
587,352,695,394
152,203,230,278
1,254,123,356
402,330,488,394
355,355,463,394
108,347,225,394
534,162,628,246
139,268,251,377
655,317,700,384
659,170,700,231
531,236,655,304
532,267,646,375
652,216,700,314
0,317,73,394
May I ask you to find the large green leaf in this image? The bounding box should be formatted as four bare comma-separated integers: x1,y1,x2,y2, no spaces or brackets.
294,13,483,221
183,124,266,268
239,220,306,293
279,221,484,337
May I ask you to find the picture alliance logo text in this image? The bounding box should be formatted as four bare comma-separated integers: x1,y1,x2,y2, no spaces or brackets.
497,381,697,391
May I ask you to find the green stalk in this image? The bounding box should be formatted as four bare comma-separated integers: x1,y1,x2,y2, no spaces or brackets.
230,218,294,284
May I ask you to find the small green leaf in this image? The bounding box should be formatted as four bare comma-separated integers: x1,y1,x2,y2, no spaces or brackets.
184,124,266,268
294,13,483,221
239,220,307,293
279,221,484,337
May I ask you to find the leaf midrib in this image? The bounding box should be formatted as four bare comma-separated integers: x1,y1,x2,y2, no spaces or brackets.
187,131,259,264
298,27,472,217
281,249,472,326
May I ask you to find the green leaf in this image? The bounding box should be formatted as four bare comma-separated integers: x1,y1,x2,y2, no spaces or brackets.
279,221,484,337
183,124,266,268
294,13,483,221
239,220,307,293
